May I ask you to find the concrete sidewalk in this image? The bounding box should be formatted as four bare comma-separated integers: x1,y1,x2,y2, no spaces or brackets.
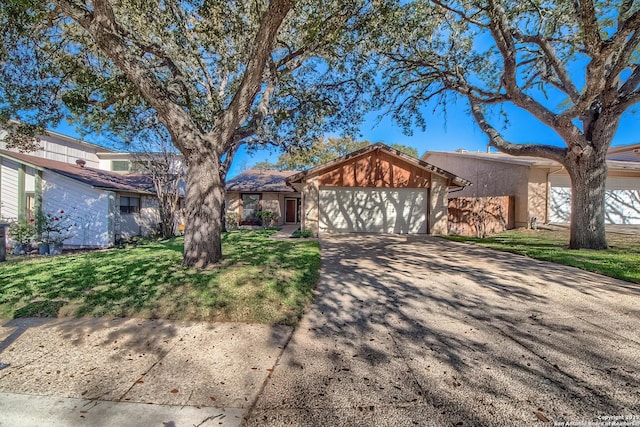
0,317,292,426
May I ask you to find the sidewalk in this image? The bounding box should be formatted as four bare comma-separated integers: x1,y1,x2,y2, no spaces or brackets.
268,224,299,240
0,317,292,426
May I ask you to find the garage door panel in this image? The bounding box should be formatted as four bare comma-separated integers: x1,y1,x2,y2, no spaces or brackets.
319,188,427,234
549,176,640,225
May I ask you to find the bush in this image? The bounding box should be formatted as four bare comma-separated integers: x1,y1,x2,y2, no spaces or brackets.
8,219,35,245
293,229,314,238
225,211,239,230
256,210,278,228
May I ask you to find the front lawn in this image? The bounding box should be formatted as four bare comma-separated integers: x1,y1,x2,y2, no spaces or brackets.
445,229,640,284
0,230,320,325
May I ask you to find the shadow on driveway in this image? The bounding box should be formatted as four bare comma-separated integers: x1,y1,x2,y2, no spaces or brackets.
247,234,640,426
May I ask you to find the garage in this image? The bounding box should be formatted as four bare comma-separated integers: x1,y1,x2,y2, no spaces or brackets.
549,174,640,224
319,187,428,233
286,143,469,236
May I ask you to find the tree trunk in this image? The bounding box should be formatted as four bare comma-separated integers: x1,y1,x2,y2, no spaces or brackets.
182,154,225,268
566,153,608,250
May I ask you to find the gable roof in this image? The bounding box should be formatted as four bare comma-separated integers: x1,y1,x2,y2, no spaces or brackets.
226,169,299,192
287,143,471,187
0,149,155,194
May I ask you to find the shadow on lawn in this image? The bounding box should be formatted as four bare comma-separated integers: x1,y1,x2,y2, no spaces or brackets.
0,231,320,324
248,234,640,426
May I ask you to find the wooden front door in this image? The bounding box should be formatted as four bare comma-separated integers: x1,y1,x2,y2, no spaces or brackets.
285,198,297,223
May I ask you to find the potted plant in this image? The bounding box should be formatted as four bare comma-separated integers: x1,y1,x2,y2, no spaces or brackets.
35,209,75,255
8,219,35,255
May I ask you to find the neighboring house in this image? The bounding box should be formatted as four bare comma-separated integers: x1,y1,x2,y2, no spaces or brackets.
423,147,640,227
607,143,640,163
225,169,301,226
0,129,167,248
0,150,158,247
286,143,469,236
0,127,111,168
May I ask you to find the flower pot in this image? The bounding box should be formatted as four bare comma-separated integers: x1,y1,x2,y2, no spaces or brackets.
38,243,50,255
49,243,63,255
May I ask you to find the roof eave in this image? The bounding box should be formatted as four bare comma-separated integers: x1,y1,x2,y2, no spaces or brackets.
287,143,470,187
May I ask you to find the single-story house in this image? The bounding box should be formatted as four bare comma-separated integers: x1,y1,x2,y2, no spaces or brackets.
423,147,640,227
225,144,469,236
288,143,469,235
225,169,301,226
0,149,159,247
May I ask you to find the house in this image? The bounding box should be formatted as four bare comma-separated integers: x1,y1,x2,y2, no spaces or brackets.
423,147,640,228
225,144,469,236
0,129,165,248
287,143,469,235
225,169,301,226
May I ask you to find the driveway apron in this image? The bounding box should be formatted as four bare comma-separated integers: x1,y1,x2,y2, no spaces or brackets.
246,234,640,426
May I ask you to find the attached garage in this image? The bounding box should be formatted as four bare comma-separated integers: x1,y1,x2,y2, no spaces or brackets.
549,174,640,224
287,143,469,236
319,187,428,233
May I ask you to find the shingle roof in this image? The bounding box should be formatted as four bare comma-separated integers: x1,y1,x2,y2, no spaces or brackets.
226,169,299,192
0,149,155,194
424,150,640,171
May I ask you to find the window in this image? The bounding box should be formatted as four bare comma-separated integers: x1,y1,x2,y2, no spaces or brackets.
241,194,261,222
112,160,130,172
25,193,35,218
119,196,140,214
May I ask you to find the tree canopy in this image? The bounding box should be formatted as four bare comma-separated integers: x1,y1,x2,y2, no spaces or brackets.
250,137,420,171
374,0,640,249
0,0,379,266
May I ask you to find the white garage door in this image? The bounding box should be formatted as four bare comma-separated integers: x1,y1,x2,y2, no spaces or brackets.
319,187,428,234
549,175,640,224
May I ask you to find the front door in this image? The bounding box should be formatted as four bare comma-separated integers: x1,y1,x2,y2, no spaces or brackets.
285,198,298,223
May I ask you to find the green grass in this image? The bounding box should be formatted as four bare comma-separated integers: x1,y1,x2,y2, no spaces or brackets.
444,229,640,284
0,230,320,325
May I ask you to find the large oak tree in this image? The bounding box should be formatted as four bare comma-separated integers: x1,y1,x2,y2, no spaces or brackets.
0,0,375,267
375,0,640,249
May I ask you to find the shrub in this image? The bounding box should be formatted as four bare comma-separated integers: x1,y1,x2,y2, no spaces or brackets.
35,209,76,245
256,210,278,228
225,211,239,230
8,219,35,245
293,229,314,238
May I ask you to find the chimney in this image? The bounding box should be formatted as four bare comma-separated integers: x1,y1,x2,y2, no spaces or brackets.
76,159,87,168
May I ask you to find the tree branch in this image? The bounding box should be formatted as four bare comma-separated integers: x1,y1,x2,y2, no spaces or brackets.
575,0,602,55
468,96,566,163
514,33,580,102
53,0,200,153
218,0,292,151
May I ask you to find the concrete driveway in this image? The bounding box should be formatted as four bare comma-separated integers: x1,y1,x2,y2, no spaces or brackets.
247,234,640,426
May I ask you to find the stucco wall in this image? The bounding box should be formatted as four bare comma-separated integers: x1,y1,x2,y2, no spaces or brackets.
302,177,320,236
224,191,298,227
429,175,448,235
425,153,533,227
528,167,549,223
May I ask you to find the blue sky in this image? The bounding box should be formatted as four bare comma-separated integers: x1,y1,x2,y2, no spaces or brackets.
226,100,640,177
54,100,639,179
